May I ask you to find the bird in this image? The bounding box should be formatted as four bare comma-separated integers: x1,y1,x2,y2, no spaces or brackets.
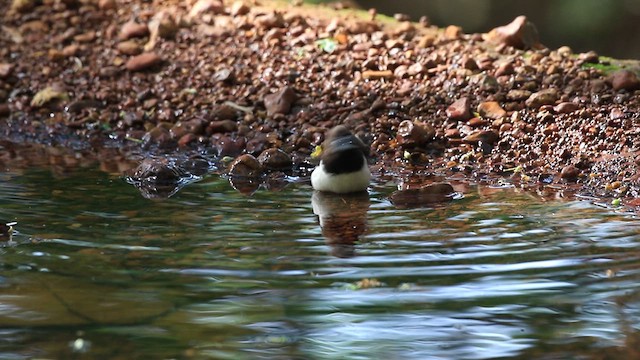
311,125,371,193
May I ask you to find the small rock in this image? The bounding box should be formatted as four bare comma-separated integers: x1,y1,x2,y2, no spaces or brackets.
485,15,541,49
0,103,10,117
463,130,499,145
132,158,183,186
525,89,558,108
444,25,462,40
170,119,205,139
255,12,285,29
560,165,580,181
495,61,514,76
0,63,13,79
607,70,640,91
211,134,245,157
98,0,116,10
11,0,35,13
230,1,249,16
446,97,472,121
396,120,435,147
554,102,579,114
477,101,506,119
117,40,142,55
506,89,532,101
578,51,599,64
407,62,424,76
229,154,263,178
119,21,149,40
468,117,487,127
257,148,292,170
207,120,237,134
213,68,235,84
264,87,296,116
125,52,162,71
189,0,224,19
610,108,625,120
142,126,175,149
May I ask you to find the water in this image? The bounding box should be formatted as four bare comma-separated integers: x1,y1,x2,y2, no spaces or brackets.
0,164,639,359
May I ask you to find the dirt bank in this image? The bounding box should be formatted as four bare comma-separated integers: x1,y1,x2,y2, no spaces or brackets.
1,0,640,204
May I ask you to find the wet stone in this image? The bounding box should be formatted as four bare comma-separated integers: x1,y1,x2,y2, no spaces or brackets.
257,148,292,170
390,182,455,208
396,120,435,147
170,119,205,139
463,130,499,145
229,154,263,178
560,164,580,181
210,134,245,157
446,97,472,121
117,41,142,55
207,120,237,134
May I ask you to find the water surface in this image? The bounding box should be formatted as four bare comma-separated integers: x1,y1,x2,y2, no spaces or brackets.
0,166,639,359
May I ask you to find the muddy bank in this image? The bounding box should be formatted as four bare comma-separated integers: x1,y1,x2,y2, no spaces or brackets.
1,0,640,204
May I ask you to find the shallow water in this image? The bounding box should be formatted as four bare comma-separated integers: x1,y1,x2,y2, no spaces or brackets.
0,165,639,359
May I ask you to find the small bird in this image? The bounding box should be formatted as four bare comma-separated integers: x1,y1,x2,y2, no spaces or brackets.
311,125,371,193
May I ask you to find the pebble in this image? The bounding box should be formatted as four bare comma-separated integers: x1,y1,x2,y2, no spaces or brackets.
463,130,499,145
189,0,225,19
0,103,10,117
117,41,142,55
607,70,640,91
446,97,472,121
553,102,579,114
525,89,558,108
119,21,149,40
170,119,205,139
125,52,162,71
257,148,292,170
229,154,262,178
207,120,237,134
560,165,580,181
210,134,245,157
444,25,462,40
390,183,455,208
98,0,116,10
477,101,506,119
264,87,296,116
396,120,435,147
495,61,515,76
485,15,540,49
506,89,532,101
230,1,250,16
0,63,13,79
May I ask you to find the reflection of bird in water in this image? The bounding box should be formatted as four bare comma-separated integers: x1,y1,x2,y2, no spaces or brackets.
312,191,370,258
311,125,371,194
0,222,17,241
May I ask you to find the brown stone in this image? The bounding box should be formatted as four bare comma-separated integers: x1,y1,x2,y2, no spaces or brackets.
119,21,149,40
525,89,558,108
0,63,13,79
117,41,142,55
477,101,507,119
485,15,541,49
207,120,237,134
396,120,435,147
444,25,462,40
189,0,224,19
230,1,250,16
560,165,580,181
463,130,499,145
98,0,116,10
170,119,205,139
446,97,472,121
229,154,262,178
264,87,296,116
125,52,162,71
607,70,640,91
554,102,579,114
257,148,292,170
